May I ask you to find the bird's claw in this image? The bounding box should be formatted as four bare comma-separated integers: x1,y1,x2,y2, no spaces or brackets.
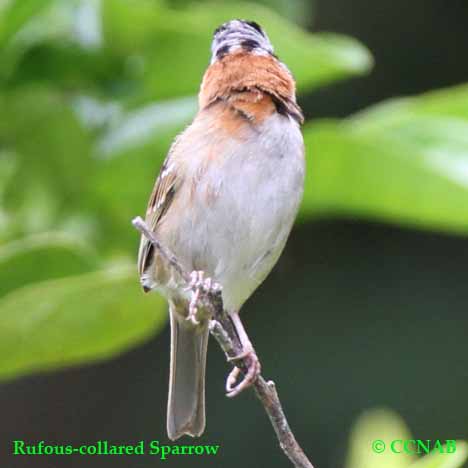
225,349,261,397
186,270,222,326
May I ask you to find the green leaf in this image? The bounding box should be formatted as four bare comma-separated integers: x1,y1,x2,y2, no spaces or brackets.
345,408,416,468
0,85,92,196
0,85,95,237
102,0,373,101
301,84,468,235
0,0,57,80
0,266,167,381
351,84,468,126
409,441,468,468
0,0,55,47
96,95,197,156
82,96,196,253
0,233,98,297
0,151,16,238
6,1,128,93
7,0,370,101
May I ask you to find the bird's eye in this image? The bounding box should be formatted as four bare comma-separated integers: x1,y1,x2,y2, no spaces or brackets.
241,39,259,51
216,44,230,59
245,21,264,36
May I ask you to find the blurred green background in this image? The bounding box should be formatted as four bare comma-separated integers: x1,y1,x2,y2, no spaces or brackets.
1,0,467,467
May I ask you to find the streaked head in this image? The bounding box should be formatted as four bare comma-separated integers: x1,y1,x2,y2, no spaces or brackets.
211,20,274,64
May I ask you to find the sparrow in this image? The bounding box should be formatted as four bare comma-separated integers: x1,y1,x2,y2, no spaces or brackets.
138,19,305,441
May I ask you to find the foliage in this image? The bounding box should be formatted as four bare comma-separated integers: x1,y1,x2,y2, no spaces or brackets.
0,0,371,380
346,409,468,468
303,85,468,234
0,0,467,386
0,264,166,380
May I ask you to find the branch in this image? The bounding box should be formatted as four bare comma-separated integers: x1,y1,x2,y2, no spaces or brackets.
132,216,314,468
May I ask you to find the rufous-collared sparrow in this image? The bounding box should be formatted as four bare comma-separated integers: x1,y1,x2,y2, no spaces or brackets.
138,19,305,440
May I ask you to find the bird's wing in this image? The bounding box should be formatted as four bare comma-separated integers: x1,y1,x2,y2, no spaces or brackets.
137,144,183,278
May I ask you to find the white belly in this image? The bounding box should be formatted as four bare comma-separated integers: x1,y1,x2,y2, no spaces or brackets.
185,115,304,310
164,113,305,312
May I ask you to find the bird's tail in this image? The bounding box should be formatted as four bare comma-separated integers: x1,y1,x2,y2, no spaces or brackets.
167,303,209,440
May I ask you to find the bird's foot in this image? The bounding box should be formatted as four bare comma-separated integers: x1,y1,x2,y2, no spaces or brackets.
186,270,222,326
225,348,261,397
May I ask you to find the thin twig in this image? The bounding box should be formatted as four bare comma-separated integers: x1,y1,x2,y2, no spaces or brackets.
132,216,314,468
133,217,189,283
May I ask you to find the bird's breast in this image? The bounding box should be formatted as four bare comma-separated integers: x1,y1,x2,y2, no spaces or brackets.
162,108,305,311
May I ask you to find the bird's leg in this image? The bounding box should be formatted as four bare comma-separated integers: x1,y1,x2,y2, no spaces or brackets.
186,271,221,326
225,311,261,397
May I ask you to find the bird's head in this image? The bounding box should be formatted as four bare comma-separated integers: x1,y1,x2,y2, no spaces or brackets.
210,19,274,64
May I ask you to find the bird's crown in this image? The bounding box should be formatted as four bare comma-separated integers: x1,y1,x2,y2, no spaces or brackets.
211,19,274,64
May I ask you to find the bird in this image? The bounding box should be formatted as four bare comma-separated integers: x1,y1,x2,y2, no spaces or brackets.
137,19,305,441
